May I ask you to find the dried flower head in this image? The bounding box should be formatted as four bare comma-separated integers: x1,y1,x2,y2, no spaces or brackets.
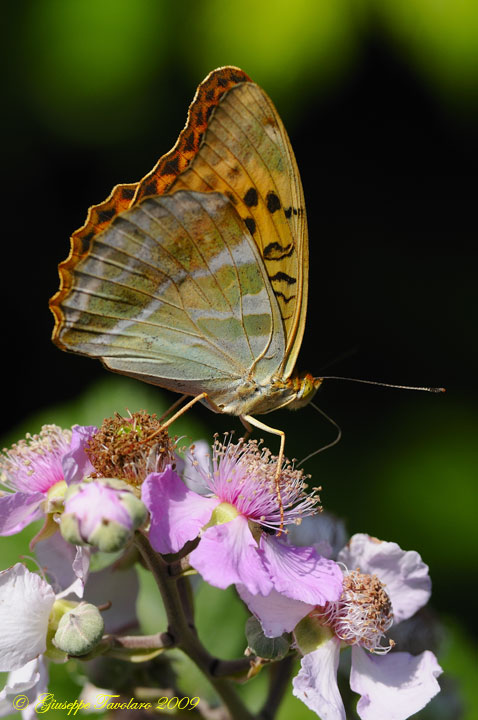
86,411,176,485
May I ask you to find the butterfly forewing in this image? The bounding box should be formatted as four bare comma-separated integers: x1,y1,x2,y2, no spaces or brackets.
158,81,308,378
56,190,286,403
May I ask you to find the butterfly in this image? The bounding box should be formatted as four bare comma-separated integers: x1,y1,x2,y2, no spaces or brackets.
50,66,322,521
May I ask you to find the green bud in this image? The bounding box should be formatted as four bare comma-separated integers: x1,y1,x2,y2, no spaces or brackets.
53,602,104,656
59,512,84,546
45,598,77,662
87,520,131,554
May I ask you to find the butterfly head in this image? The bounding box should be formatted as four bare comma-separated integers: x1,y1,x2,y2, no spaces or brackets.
287,373,323,410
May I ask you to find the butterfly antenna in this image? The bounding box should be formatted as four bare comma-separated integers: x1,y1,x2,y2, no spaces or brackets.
317,377,446,393
296,402,342,468
316,345,360,373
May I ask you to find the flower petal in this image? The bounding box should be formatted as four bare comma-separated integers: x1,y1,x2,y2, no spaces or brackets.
84,565,139,634
292,636,346,720
0,656,48,719
189,516,272,595
350,645,442,720
237,585,314,637
182,441,212,495
62,425,97,485
142,467,218,554
35,533,89,598
0,565,55,671
261,536,343,605
0,492,44,536
338,534,431,623
287,512,348,560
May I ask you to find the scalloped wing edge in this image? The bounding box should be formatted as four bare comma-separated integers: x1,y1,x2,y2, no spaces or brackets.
50,66,252,349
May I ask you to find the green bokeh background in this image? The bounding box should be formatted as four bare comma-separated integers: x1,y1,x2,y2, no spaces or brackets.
2,1,477,718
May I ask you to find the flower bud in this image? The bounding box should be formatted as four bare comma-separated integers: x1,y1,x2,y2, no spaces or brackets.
60,478,148,552
53,602,104,656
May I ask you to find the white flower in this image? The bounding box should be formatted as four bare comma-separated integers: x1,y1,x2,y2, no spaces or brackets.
0,561,86,718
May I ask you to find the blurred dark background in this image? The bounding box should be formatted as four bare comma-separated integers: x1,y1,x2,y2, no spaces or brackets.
2,2,477,718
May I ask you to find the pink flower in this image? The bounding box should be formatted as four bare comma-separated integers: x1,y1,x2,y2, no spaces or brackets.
142,437,342,606
0,425,96,536
254,533,443,720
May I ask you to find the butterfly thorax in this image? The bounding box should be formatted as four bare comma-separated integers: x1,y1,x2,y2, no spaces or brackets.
204,372,322,417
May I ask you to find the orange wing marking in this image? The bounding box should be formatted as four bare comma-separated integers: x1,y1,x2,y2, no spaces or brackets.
50,66,251,347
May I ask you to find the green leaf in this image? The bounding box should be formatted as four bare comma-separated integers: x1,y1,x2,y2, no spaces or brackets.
245,616,290,660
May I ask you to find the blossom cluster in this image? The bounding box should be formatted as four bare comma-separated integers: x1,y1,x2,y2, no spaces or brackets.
0,413,443,719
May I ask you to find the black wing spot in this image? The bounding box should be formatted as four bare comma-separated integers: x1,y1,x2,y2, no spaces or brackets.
244,187,259,207
284,206,292,218
227,165,240,181
120,187,135,201
270,271,296,285
79,231,94,254
97,207,116,223
184,131,196,151
245,217,256,235
266,191,281,213
163,156,180,175
142,180,158,196
225,191,238,205
263,242,294,260
274,291,296,304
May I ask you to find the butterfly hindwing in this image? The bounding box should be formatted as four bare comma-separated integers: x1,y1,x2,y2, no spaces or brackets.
50,67,252,332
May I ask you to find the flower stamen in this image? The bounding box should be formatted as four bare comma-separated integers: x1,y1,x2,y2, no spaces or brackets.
190,434,321,532
0,425,72,493
317,569,395,654
86,411,176,485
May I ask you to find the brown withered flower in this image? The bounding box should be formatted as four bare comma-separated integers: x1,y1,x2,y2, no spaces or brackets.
86,411,177,485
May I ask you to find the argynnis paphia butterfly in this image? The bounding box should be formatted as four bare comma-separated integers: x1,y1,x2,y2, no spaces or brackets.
50,66,323,517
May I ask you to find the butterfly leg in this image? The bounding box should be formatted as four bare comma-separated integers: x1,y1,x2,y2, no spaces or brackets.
241,414,285,535
140,393,209,445
158,394,189,424
159,393,209,431
239,416,253,441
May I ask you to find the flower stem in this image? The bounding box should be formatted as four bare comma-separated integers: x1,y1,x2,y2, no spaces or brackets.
258,654,295,720
134,532,256,720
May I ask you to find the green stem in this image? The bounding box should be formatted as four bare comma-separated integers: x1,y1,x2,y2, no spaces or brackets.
134,532,256,720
